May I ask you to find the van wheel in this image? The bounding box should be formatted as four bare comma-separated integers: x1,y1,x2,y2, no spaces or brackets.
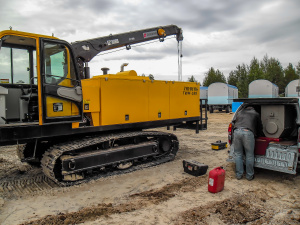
226,106,230,113
209,106,214,113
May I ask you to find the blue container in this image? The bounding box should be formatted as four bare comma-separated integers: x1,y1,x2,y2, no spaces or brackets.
232,102,243,113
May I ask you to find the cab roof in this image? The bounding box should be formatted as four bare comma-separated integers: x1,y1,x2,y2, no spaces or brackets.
0,30,59,40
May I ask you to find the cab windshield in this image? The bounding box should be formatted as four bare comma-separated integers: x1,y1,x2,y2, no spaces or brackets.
0,36,36,85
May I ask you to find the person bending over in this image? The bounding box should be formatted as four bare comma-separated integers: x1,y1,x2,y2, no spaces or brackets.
232,106,263,181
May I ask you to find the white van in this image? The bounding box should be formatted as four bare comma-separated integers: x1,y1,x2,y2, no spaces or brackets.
228,98,300,174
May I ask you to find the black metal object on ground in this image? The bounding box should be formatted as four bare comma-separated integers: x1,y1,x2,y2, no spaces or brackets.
211,140,227,150
183,160,208,176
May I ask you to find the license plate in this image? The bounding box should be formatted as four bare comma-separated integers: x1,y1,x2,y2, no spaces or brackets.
254,145,298,174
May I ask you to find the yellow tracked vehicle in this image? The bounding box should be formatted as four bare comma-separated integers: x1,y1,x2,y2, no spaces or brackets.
0,25,201,185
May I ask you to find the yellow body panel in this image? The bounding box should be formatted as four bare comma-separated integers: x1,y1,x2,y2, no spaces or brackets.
148,81,170,120
82,79,101,126
71,103,80,116
72,122,80,128
46,97,72,117
100,77,149,125
81,71,200,127
170,82,200,119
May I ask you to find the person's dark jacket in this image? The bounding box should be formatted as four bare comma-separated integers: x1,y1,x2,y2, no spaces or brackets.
233,107,263,137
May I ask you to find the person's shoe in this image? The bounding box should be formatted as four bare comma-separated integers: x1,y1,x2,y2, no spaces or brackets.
236,175,243,180
246,175,254,181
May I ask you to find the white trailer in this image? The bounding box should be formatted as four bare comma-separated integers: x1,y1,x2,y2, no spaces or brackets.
200,86,208,104
285,79,300,97
249,79,279,98
207,82,238,113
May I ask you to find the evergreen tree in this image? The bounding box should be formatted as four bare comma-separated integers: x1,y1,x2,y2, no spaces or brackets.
203,67,216,86
260,54,269,75
296,61,300,76
215,69,226,83
227,71,238,87
235,64,248,98
187,75,198,83
260,55,284,94
203,67,226,86
248,57,264,83
284,63,297,85
207,56,298,98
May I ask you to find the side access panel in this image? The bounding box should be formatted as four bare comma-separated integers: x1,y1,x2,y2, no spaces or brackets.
148,81,170,121
81,78,101,126
170,82,199,119
100,78,149,126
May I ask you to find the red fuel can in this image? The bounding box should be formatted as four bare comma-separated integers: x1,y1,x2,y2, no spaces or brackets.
208,167,225,193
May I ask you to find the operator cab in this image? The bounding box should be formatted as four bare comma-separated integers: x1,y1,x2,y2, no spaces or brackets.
0,35,38,124
0,31,83,126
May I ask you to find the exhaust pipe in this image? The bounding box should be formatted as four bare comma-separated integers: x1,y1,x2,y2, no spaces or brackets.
120,63,128,72
101,67,110,75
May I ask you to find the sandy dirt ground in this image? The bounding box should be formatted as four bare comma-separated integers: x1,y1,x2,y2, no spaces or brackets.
0,112,300,225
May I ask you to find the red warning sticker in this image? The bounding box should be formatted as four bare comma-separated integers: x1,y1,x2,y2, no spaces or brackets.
143,31,157,38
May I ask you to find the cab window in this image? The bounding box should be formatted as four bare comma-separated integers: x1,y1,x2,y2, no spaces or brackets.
43,42,77,87
0,47,11,83
0,46,35,84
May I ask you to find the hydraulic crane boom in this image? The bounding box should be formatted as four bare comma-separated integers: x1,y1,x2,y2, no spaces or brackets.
71,25,183,78
72,25,183,62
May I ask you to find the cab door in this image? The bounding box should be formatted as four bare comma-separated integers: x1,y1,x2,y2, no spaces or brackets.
40,38,83,124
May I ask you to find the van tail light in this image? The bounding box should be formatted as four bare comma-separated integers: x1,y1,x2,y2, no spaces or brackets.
228,123,233,145
297,127,300,153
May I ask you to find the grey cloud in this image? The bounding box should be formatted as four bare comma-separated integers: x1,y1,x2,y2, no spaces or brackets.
249,18,300,44
110,0,275,32
0,0,299,78
233,1,300,51
56,0,114,13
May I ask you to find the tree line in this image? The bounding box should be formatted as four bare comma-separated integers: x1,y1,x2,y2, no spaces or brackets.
189,55,300,98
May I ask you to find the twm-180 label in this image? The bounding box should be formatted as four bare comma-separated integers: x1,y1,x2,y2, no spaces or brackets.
183,87,198,95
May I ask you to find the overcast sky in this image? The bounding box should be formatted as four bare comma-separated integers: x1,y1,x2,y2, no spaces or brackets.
1,0,299,83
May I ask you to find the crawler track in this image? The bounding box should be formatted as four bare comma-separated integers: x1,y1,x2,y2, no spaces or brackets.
0,172,59,198
41,131,179,186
